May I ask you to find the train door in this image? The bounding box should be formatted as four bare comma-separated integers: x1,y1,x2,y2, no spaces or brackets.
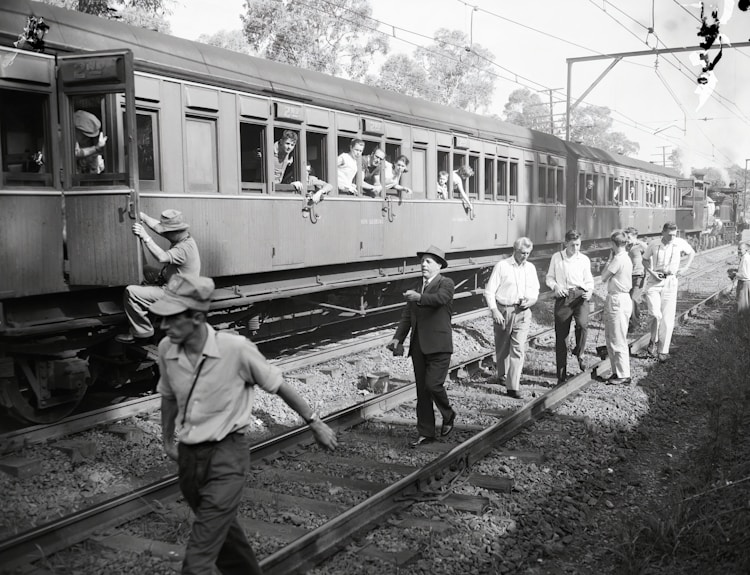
57,50,141,286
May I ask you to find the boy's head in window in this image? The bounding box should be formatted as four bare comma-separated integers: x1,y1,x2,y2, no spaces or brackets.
278,130,298,156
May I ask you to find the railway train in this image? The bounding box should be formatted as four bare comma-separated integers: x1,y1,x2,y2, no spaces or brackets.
0,0,711,423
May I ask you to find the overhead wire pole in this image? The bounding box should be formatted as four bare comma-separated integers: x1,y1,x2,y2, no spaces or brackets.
564,41,750,142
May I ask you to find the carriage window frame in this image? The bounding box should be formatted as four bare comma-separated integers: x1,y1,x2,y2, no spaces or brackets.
71,93,128,187
484,156,495,201
271,126,301,194
496,158,508,202
240,121,266,193
185,115,218,194
509,161,518,201
0,88,53,188
555,167,564,204
304,129,328,193
133,108,160,192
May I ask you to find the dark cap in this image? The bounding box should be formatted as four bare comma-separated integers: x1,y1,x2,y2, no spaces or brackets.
149,275,214,316
416,245,447,269
153,209,190,233
73,110,101,137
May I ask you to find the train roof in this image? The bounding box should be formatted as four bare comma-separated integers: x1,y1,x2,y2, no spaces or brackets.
565,141,681,178
1,0,569,157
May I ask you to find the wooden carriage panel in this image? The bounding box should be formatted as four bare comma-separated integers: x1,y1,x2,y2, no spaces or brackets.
65,191,141,286
139,195,274,277
358,200,385,257
0,194,66,297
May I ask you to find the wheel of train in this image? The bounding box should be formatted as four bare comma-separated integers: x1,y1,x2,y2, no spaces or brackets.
0,357,89,424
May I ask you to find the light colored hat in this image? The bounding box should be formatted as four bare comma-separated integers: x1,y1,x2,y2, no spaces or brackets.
153,209,190,233
416,245,448,269
73,110,101,137
149,275,214,316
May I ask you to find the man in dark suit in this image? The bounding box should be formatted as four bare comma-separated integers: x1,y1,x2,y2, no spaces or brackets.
387,245,457,447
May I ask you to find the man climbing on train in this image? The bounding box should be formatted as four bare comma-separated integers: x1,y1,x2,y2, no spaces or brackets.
116,209,201,344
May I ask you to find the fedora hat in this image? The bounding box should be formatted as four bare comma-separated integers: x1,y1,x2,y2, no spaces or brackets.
73,110,101,138
149,275,214,316
417,245,448,269
153,209,190,233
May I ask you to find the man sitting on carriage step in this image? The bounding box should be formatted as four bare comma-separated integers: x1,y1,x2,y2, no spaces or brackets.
116,209,201,344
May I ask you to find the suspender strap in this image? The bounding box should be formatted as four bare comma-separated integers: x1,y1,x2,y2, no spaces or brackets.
181,355,207,427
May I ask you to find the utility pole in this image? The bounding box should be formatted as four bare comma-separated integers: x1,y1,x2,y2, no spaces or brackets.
655,146,670,167
565,41,750,141
537,88,563,136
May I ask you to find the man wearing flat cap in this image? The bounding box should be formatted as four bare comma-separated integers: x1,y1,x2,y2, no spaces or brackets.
116,209,201,344
150,275,337,575
73,109,108,174
387,245,457,447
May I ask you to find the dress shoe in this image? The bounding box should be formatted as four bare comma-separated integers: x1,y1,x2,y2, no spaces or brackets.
410,435,435,448
657,353,669,363
606,376,632,385
506,389,522,399
115,332,152,345
489,375,507,385
440,411,456,437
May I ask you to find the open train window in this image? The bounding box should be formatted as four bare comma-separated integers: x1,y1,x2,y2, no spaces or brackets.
537,165,546,203
496,159,508,202
71,94,127,186
509,161,518,201
305,131,327,190
0,89,51,187
272,127,300,193
336,136,365,195
484,158,495,200
185,116,217,193
525,162,534,203
556,168,564,204
240,122,265,192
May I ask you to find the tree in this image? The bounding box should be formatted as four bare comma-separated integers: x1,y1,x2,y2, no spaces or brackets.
39,0,172,31
240,0,388,81
412,29,495,113
668,148,684,175
365,53,428,100
366,29,496,113
568,104,639,156
503,88,549,132
197,30,252,55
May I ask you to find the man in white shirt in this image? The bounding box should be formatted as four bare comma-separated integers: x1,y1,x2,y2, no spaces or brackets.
600,230,633,384
728,240,750,316
336,138,365,195
546,229,595,384
484,237,540,399
642,222,696,362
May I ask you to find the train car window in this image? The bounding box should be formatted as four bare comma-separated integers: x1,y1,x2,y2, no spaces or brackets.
546,167,555,203
484,158,494,200
497,159,508,202
240,122,265,192
134,110,160,191
305,131,327,188
0,89,51,187
537,165,546,203
509,161,518,201
452,152,467,200
71,94,126,186
337,136,365,196
579,173,594,205
185,116,217,193
524,163,534,203
607,177,615,205
556,168,564,203
272,127,300,192
410,148,426,199
467,155,479,199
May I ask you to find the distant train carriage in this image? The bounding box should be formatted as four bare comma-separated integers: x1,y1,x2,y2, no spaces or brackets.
0,0,704,422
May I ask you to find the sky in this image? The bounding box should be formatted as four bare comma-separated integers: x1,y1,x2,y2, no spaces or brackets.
168,0,750,180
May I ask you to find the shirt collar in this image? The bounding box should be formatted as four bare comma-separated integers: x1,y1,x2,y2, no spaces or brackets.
164,324,222,360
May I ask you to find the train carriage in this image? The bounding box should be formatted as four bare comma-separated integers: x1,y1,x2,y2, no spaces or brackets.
0,0,703,423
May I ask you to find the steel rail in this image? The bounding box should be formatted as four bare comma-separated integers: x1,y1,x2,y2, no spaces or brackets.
0,286,730,570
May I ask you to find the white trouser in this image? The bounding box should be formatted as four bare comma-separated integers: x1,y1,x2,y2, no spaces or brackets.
604,292,632,378
123,284,164,337
493,307,531,392
644,275,678,354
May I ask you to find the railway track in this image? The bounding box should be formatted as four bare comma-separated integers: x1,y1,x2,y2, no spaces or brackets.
0,265,734,573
